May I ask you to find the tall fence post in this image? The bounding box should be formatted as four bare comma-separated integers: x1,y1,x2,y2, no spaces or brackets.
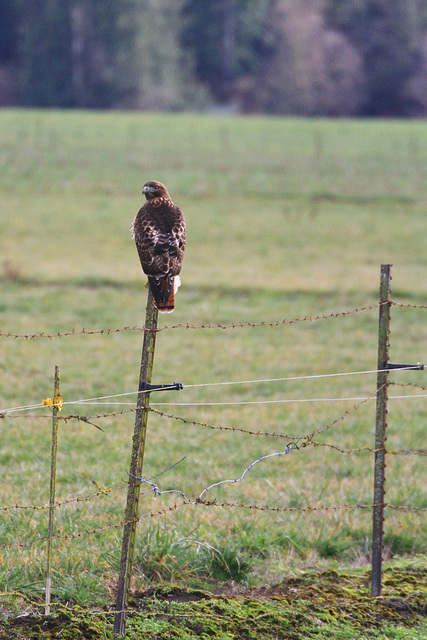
114,290,158,637
371,264,391,597
45,365,61,616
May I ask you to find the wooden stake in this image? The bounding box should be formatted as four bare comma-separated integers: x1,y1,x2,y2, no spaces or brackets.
45,365,60,616
371,265,391,597
114,290,158,637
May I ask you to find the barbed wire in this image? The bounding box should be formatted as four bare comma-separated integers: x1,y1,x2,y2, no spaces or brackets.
148,388,380,444
0,325,144,340
3,497,425,552
308,385,385,440
0,409,136,421
0,441,315,513
155,304,387,331
0,303,386,341
194,500,427,513
1,299,425,343
2,502,425,551
3,419,425,542
1,299,425,622
4,438,424,515
390,301,427,310
308,441,426,456
387,448,427,456
1,481,129,512
2,378,425,500
307,441,380,455
389,381,427,392
149,406,304,440
5,381,423,446
6,406,422,456
0,503,187,551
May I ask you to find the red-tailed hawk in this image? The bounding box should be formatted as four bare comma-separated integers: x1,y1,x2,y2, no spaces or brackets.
131,181,186,313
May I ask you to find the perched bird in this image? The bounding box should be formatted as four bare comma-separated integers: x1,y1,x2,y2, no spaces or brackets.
131,181,186,313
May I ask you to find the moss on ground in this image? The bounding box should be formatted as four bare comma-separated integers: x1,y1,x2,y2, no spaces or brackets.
2,561,426,639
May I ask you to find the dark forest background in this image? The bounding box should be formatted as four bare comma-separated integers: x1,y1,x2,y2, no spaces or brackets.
1,0,426,116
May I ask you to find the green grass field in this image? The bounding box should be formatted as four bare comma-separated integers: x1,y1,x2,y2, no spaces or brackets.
0,110,426,635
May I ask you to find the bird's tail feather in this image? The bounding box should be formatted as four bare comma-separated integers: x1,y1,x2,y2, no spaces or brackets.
148,275,181,313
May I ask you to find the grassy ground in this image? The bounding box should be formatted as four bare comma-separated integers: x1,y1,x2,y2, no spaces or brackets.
0,110,426,637
1,559,426,639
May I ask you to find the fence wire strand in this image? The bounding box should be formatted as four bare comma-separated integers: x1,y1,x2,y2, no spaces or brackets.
3,363,426,416
0,303,386,341
1,298,425,569
1,300,425,342
2,498,425,552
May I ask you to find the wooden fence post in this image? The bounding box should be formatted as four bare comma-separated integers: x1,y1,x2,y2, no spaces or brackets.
371,264,391,597
45,365,61,616
114,289,158,637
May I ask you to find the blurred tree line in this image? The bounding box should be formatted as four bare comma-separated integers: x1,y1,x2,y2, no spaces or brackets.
0,0,426,116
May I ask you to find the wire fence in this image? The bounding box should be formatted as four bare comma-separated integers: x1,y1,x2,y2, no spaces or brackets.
1,301,426,342
0,294,425,617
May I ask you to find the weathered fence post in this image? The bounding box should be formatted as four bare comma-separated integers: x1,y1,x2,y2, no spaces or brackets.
371,264,391,597
45,365,61,616
114,289,158,637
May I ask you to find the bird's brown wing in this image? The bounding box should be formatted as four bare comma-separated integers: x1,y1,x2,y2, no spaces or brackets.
133,198,186,277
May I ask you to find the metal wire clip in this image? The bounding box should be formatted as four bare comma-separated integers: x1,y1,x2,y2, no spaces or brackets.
139,381,183,392
383,362,424,371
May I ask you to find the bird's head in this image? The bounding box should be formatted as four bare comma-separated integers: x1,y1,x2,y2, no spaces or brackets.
142,181,170,200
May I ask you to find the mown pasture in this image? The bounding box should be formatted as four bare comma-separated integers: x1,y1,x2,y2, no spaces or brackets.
0,111,426,620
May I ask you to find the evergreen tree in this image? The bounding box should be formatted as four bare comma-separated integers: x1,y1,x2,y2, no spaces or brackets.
18,0,74,107
69,0,139,108
325,0,422,115
0,0,18,62
15,0,139,108
182,0,272,101
8,0,427,114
